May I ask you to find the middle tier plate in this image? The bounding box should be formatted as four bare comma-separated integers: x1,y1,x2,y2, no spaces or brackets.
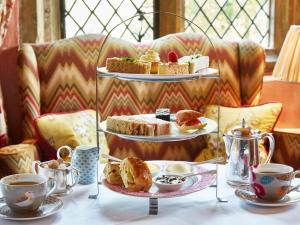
98,114,217,142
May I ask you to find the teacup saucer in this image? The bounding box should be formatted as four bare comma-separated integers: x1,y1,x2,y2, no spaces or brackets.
235,189,300,207
0,196,63,221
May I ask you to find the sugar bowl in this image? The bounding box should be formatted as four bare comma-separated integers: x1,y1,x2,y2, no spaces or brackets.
32,159,79,196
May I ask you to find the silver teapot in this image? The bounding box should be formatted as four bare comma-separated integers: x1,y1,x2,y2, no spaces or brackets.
223,119,275,187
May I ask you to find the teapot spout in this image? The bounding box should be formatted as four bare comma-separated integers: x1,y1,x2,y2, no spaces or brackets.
223,134,233,156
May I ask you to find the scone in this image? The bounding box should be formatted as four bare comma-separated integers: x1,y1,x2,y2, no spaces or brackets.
120,157,152,192
104,162,123,186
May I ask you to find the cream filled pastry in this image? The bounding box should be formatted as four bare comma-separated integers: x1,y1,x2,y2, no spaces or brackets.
140,50,160,74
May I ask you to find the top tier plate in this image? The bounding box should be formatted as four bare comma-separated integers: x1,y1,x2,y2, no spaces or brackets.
97,67,219,82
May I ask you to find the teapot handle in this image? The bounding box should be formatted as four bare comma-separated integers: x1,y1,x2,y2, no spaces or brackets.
261,133,275,163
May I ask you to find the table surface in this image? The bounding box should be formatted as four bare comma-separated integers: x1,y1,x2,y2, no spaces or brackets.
1,163,300,225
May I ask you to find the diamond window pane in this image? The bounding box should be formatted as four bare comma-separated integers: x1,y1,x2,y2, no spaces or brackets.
63,0,154,42
185,0,271,47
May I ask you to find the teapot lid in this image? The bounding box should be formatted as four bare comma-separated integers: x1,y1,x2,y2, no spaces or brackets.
230,118,260,137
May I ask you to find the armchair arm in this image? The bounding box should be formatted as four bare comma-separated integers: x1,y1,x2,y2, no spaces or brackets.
238,41,265,106
18,44,41,139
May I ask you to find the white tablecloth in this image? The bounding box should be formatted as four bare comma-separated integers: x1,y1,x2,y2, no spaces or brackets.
1,164,300,225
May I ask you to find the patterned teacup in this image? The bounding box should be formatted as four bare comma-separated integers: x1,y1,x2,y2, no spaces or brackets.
0,174,56,212
250,163,300,201
57,145,99,185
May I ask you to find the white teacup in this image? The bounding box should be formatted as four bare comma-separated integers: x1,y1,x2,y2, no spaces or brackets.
250,163,300,201
0,174,56,212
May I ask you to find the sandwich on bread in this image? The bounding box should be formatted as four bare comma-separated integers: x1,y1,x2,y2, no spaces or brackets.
175,109,207,132
106,115,171,136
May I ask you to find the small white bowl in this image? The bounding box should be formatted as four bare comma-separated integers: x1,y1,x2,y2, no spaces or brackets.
153,175,187,192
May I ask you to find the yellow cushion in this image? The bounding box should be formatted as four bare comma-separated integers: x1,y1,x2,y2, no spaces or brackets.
35,110,109,161
194,103,282,162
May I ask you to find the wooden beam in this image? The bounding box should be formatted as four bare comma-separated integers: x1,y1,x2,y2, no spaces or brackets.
158,0,185,37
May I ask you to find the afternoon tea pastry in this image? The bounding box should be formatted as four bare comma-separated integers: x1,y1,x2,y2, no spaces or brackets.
140,49,161,74
106,57,151,74
106,115,171,136
104,162,123,186
120,157,152,192
175,109,207,132
158,51,189,75
178,54,209,74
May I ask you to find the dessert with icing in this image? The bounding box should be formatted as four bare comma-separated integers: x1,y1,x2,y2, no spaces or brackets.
158,51,189,75
106,57,151,74
140,49,161,74
178,54,209,74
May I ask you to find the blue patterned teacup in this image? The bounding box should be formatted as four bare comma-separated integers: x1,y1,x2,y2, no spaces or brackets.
250,163,300,201
57,145,99,185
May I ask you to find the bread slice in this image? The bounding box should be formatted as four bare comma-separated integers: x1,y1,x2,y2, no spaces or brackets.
106,115,171,136
106,57,151,74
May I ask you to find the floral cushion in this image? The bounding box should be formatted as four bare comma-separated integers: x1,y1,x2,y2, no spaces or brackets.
194,103,282,162
34,110,109,161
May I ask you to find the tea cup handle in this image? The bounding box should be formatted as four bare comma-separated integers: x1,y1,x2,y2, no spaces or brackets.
287,170,300,194
67,168,80,189
261,133,275,163
46,178,57,197
57,145,73,160
32,161,41,174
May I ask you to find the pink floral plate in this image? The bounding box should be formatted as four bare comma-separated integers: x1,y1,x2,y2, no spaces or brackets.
102,166,216,198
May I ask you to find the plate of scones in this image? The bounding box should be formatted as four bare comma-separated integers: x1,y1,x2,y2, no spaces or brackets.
102,157,216,198
97,50,218,82
99,110,217,142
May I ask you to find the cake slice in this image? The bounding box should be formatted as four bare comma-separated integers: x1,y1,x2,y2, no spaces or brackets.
106,57,151,74
158,62,189,75
106,115,171,136
157,51,189,75
178,54,209,74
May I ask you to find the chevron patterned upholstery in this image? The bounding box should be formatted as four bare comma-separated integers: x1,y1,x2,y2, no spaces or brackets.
0,144,39,178
272,131,300,170
17,32,265,161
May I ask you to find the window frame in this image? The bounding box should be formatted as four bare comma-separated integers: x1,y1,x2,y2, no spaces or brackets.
19,0,300,74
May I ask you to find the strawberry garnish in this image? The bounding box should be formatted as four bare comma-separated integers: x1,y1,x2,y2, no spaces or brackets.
168,51,178,62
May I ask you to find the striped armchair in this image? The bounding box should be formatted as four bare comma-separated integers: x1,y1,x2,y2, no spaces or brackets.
18,32,265,160
0,32,266,177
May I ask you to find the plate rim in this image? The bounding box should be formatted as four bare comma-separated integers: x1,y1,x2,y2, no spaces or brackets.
97,67,219,81
0,196,63,221
235,189,300,207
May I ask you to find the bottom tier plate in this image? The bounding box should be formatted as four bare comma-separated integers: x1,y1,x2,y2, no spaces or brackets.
102,165,215,198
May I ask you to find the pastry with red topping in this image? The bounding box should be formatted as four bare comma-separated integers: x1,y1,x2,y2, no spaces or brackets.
158,51,189,75
175,109,207,132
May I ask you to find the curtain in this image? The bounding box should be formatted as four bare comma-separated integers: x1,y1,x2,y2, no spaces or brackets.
0,0,15,46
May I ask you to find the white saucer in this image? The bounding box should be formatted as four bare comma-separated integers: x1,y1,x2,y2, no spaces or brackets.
235,189,300,207
0,196,63,221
